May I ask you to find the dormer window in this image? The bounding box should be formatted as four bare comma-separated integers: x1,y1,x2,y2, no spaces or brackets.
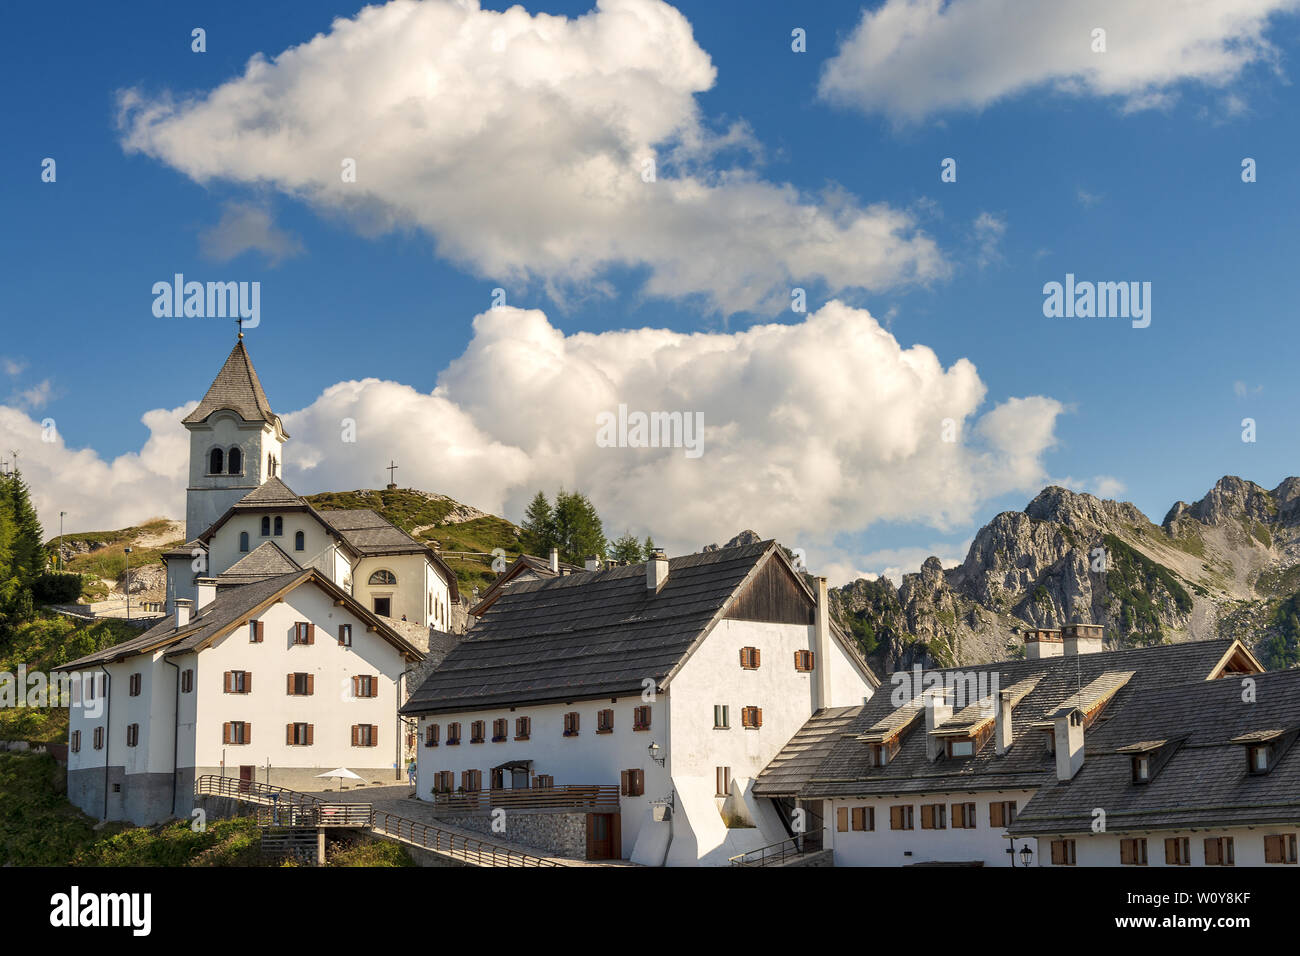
1132,754,1151,783
1249,744,1271,773
1229,728,1294,776
1117,738,1181,785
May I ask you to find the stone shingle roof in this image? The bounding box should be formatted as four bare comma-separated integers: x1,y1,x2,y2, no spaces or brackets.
401,541,779,716
215,541,302,584
1010,667,1300,835
182,340,286,435
796,639,1248,799
318,509,459,603
754,706,864,797
230,477,305,509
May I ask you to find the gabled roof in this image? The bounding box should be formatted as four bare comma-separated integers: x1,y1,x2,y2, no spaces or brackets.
754,706,864,797
471,553,584,616
63,568,421,669
215,541,302,584
1010,669,1300,835
182,339,287,437
318,509,459,603
402,541,829,716
794,639,1257,800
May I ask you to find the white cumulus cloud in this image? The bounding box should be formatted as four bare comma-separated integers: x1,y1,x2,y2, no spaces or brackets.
116,0,945,313
819,0,1299,122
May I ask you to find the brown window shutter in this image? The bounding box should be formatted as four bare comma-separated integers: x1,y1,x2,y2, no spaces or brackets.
756,707,762,727
287,673,294,695
837,807,849,831
1205,838,1219,866
754,648,761,667
352,724,359,747
306,674,314,695
1120,841,1131,865
371,724,378,745
306,724,314,746
256,620,264,642
287,723,294,745
223,671,232,693
352,676,359,697
223,722,230,744
371,678,378,699
307,623,315,645
989,802,1003,828
739,648,747,667
245,672,252,693
244,723,251,745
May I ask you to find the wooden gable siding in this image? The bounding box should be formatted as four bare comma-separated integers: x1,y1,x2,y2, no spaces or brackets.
723,556,814,625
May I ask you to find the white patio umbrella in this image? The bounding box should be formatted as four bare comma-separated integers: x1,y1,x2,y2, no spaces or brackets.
316,767,364,790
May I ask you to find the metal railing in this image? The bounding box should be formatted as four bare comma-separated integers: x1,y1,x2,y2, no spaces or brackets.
255,803,373,828
428,784,620,815
195,774,324,809
729,836,808,867
371,810,564,867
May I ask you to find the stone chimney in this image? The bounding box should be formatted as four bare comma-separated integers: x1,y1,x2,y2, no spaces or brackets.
174,598,193,628
1024,628,1063,660
647,548,669,592
1054,708,1086,780
814,576,833,710
995,688,1014,755
197,578,217,610
585,555,600,572
925,687,953,762
1062,623,1105,656
548,547,559,574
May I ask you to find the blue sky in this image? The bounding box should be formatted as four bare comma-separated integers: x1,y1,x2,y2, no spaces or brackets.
4,0,1300,582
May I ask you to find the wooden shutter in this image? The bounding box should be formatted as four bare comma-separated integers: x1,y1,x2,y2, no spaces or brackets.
255,620,264,642
352,724,359,746
223,723,231,745
307,623,315,645
306,724,314,746
371,724,378,745
351,676,359,697
287,674,294,695
836,807,849,831
890,806,902,829
1120,840,1133,865
287,723,294,745
989,802,1004,828
1052,841,1065,865
245,672,252,693
754,648,761,667
244,723,251,745
223,671,232,693
755,707,762,727
1205,838,1220,866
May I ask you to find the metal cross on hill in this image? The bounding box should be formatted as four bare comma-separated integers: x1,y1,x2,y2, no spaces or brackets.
386,460,399,486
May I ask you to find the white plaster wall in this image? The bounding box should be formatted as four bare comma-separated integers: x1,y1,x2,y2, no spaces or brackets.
206,513,336,579
353,553,448,629
825,790,1037,866
1034,827,1300,867
827,628,875,707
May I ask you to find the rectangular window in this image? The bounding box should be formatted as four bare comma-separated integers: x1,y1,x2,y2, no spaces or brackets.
425,723,440,747
128,673,142,697
1165,837,1190,866
490,768,505,790
889,805,914,831
287,723,313,746
181,669,193,693
461,769,482,792
1051,839,1077,866
126,723,140,747
739,646,761,669
447,722,461,745
351,724,377,747
293,622,314,645
433,771,454,794
564,712,581,737
741,706,763,729
352,675,376,699
338,624,352,647
988,800,1017,828
515,716,531,740
93,727,104,750
596,709,613,734
470,720,485,743
249,620,264,643
492,718,508,742
621,768,645,797
633,705,651,731
1119,837,1148,866
794,650,815,672
851,806,873,831
224,671,250,694
948,738,974,758
534,774,554,789
70,730,81,753
223,721,250,745
288,672,313,696
836,807,849,832
713,704,729,729
951,802,977,829
920,803,947,830
1204,836,1235,866
715,766,731,797
1264,834,1298,864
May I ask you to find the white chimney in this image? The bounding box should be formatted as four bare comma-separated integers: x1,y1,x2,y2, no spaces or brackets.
995,688,1014,755
647,548,669,592
1054,709,1086,780
925,687,953,762
814,576,833,710
585,555,600,572
548,547,559,573
174,598,193,628
1024,628,1064,660
197,578,216,610
1063,623,1105,656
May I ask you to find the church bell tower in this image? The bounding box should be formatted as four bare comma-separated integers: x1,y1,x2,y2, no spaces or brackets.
182,335,288,542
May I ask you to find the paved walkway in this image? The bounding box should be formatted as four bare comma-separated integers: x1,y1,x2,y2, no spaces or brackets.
302,784,637,867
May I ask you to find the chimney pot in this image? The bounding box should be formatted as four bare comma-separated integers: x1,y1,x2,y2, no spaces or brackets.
813,576,833,710
585,555,600,572
197,578,217,610
174,598,193,628
548,547,559,574
1054,708,1086,780
995,689,1014,755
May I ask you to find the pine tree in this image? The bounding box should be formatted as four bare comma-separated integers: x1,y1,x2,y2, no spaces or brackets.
6,471,46,579
520,490,556,556
609,531,643,564
552,490,607,566
642,535,656,557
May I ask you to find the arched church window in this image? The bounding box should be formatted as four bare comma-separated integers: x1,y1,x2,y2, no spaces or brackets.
239,532,249,553
274,516,283,536
261,516,271,537
227,447,242,475
267,454,277,477
295,531,305,552
368,570,397,586
209,448,224,474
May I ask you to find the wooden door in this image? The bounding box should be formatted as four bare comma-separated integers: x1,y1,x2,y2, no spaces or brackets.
586,813,620,860
238,765,255,793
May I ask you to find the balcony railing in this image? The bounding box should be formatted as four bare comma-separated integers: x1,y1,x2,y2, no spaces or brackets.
371,811,563,866
729,835,807,867
428,784,620,815
255,803,373,828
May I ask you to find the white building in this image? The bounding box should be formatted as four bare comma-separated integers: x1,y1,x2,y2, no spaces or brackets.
401,542,878,864
757,634,1264,866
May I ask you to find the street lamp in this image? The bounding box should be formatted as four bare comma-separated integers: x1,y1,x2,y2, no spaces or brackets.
123,546,132,621
648,741,665,767
1019,843,1034,867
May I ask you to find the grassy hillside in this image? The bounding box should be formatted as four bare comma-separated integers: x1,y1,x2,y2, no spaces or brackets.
52,518,184,602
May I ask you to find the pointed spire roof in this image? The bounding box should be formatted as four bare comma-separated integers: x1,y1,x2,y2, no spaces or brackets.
183,340,288,437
